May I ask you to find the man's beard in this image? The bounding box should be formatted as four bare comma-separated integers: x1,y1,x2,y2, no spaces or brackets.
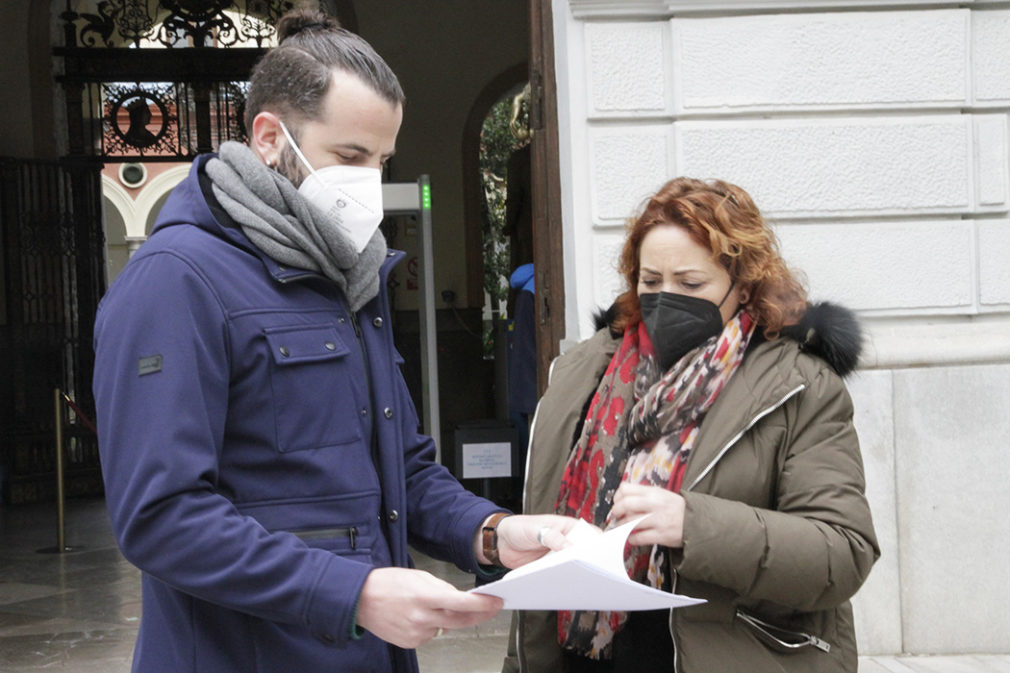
274,142,307,188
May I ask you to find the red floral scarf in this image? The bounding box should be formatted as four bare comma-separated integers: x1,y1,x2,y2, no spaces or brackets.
554,310,755,659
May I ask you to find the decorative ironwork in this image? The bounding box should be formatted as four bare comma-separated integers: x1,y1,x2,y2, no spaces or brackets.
158,0,236,47
217,81,250,143
121,0,157,43
103,83,178,155
1,158,106,504
77,1,123,47
57,2,273,160
86,80,248,161
64,0,293,48
241,0,291,47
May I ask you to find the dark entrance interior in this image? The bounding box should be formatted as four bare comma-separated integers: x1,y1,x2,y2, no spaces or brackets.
1,1,565,512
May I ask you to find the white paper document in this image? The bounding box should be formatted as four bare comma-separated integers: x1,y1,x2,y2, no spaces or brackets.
471,518,706,611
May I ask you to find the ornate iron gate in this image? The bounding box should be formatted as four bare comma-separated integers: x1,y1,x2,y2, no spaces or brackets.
2,1,299,503
1,158,105,503
55,0,295,161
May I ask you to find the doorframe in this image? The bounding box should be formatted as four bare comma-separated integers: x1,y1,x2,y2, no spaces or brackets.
528,0,566,395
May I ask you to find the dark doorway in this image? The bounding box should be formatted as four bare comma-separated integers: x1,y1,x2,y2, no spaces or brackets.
1,158,105,503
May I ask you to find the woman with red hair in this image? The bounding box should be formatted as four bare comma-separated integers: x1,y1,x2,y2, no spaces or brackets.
503,178,878,673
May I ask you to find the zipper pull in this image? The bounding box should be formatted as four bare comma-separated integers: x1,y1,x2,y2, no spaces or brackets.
808,635,831,653
349,526,358,550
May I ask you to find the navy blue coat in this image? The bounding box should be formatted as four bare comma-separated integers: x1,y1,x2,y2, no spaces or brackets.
93,156,503,673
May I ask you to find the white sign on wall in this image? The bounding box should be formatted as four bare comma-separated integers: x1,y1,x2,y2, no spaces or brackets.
461,442,512,479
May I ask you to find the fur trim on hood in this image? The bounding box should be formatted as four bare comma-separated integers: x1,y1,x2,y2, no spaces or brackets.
779,302,862,377
592,304,621,337
592,301,862,377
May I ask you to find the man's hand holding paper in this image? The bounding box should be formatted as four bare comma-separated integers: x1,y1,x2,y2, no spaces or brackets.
493,514,586,568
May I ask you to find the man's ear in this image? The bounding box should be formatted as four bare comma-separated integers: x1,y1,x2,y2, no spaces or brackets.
250,111,284,167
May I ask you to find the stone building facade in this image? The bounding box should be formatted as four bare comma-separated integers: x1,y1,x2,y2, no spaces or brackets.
552,0,1010,655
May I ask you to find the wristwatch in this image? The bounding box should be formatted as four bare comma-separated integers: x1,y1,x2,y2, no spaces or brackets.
481,512,511,567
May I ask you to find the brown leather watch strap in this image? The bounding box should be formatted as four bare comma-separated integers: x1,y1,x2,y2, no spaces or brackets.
481,512,512,567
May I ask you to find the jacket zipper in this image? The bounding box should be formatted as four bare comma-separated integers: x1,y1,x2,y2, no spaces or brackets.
516,611,527,672
520,402,543,513
735,610,831,653
349,311,379,466
349,312,372,400
684,384,806,493
668,383,806,671
671,572,681,673
273,270,316,284
516,355,577,672
290,526,359,550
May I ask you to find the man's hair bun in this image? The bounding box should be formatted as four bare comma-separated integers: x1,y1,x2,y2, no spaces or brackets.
244,7,402,132
276,10,341,43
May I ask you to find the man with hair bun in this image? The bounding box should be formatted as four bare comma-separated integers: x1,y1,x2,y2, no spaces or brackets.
93,10,578,673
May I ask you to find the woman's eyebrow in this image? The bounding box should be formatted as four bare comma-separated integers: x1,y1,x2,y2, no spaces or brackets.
640,266,705,276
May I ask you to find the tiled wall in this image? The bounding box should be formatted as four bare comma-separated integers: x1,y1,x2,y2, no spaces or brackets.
557,0,1010,655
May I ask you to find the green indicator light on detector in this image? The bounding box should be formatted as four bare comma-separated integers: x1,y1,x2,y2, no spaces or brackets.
422,184,432,210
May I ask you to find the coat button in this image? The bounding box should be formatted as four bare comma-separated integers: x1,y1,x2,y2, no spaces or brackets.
324,342,336,351
384,407,393,419
279,346,290,357
360,408,368,416
372,317,383,327
388,510,399,522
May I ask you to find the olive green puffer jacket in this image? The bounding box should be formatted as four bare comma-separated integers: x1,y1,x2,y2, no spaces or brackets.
503,305,879,673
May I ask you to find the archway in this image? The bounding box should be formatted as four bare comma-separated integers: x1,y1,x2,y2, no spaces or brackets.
100,176,133,282
136,164,190,235
462,62,529,309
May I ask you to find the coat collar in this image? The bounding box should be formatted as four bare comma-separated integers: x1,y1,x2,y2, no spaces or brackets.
155,154,406,295
264,247,405,286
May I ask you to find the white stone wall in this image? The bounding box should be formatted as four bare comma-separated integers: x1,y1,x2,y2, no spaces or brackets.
555,0,1010,656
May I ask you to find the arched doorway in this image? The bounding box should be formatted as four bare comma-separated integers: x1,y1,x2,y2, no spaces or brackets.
100,178,132,282
463,63,529,310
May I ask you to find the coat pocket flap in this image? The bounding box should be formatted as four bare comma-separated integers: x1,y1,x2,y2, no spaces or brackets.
735,610,832,653
237,492,381,531
264,324,349,365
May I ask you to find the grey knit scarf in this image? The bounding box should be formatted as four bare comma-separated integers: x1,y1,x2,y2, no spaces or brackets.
205,141,386,312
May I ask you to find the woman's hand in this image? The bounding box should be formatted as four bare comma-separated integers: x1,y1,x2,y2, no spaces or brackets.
610,483,686,548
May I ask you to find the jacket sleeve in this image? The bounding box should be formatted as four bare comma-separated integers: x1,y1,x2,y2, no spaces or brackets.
94,251,371,644
677,365,879,612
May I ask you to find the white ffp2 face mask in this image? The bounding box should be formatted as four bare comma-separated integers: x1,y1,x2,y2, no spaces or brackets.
279,121,384,253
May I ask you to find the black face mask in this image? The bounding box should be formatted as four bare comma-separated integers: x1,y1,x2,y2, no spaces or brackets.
639,284,734,371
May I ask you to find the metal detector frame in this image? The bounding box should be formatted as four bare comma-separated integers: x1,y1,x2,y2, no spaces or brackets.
382,176,441,460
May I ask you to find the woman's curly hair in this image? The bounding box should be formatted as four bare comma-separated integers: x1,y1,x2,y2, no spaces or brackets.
611,177,808,339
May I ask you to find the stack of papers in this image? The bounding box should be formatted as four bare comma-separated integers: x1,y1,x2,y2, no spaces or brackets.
471,518,706,611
